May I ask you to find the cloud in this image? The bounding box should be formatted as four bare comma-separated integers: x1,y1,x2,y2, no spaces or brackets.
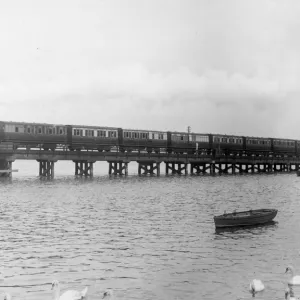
0,0,300,139
0,62,296,138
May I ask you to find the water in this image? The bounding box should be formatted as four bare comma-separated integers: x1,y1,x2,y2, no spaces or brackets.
1,160,300,299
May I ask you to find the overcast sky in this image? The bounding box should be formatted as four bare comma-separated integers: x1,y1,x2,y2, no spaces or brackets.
0,0,299,139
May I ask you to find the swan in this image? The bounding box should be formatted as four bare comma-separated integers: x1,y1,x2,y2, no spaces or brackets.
51,280,88,300
249,279,265,296
102,289,113,299
285,266,300,285
285,287,300,300
3,293,11,300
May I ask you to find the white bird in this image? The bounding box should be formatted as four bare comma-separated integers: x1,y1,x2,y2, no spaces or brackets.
51,280,88,300
285,266,300,285
102,289,113,299
249,279,265,296
3,293,11,300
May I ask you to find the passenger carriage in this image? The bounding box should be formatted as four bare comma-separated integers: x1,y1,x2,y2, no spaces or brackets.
168,132,211,154
245,137,272,155
272,138,297,156
121,129,168,153
0,121,67,150
212,134,244,155
66,125,119,152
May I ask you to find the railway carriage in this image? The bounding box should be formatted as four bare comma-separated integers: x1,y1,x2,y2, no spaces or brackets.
273,138,297,155
121,129,168,153
167,131,189,154
212,134,245,155
0,121,67,150
189,133,212,154
245,137,272,155
66,125,119,151
168,132,211,154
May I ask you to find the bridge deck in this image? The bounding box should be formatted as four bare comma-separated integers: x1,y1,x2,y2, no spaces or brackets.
0,149,299,164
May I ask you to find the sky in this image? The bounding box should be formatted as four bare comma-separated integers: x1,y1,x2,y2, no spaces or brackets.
0,0,300,139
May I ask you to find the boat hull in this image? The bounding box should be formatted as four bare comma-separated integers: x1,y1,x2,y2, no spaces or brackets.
214,209,278,228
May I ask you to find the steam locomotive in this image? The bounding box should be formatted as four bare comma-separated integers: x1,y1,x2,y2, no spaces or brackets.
0,120,298,156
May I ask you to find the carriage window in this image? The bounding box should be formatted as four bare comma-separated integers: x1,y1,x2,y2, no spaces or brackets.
38,127,42,134
73,129,82,136
126,132,132,138
229,138,234,143
221,137,227,143
108,131,116,138
158,134,164,140
141,133,148,139
195,135,208,142
85,130,94,137
98,130,106,137
48,128,53,135
27,128,31,133
124,131,131,138
59,128,63,135
15,127,19,133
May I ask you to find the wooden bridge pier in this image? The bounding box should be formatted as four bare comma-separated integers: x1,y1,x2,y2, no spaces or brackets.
190,163,210,175
165,162,187,175
108,161,128,175
74,160,95,177
290,164,299,171
210,163,215,175
214,163,230,174
137,161,160,176
0,159,15,177
273,163,289,172
37,160,56,178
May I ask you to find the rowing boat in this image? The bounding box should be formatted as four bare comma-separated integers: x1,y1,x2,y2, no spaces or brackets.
214,209,278,228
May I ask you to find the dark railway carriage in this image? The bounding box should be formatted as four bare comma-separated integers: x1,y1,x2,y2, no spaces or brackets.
272,138,296,155
245,137,272,155
212,134,244,155
66,125,119,151
0,121,67,150
121,129,168,153
189,133,211,154
168,131,190,154
168,132,211,154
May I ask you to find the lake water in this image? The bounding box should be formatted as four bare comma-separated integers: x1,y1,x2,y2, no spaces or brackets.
1,160,300,300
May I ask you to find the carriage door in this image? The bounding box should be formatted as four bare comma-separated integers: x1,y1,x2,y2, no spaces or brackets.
66,125,73,147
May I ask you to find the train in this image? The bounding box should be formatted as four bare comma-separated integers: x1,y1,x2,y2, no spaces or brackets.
0,120,299,157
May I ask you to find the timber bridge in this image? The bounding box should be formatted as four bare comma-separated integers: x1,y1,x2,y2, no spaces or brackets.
1,148,300,178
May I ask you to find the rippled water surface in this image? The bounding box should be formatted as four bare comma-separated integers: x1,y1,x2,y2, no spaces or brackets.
1,161,300,299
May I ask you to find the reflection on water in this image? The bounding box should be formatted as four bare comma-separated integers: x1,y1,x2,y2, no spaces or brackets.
0,163,300,299
215,221,278,235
